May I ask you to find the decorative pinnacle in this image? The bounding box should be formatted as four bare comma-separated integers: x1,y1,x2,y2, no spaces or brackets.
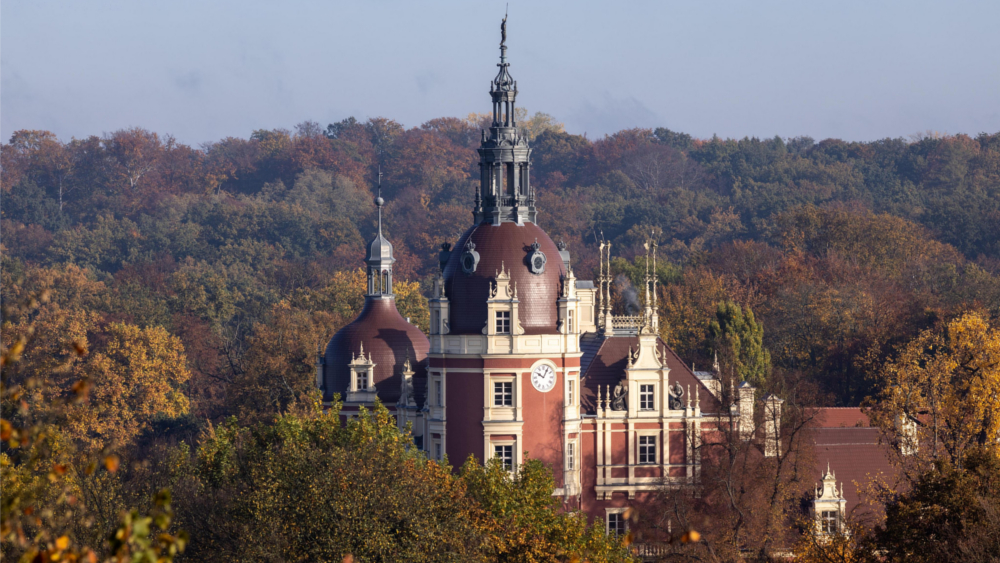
375,167,385,236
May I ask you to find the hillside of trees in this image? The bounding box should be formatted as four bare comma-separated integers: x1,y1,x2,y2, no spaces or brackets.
3,116,1000,560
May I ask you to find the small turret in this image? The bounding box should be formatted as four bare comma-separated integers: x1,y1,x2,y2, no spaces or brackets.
366,169,395,297
474,15,535,226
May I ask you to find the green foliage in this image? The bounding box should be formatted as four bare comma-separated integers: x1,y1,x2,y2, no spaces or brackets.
708,301,771,387
184,402,480,562
461,457,634,563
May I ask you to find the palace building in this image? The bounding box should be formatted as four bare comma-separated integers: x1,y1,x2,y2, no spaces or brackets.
317,26,896,534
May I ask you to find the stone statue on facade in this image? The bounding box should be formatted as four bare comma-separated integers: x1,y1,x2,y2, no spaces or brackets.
668,381,685,410
610,380,628,411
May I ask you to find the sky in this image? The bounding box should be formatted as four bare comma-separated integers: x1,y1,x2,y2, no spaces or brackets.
3,0,1000,146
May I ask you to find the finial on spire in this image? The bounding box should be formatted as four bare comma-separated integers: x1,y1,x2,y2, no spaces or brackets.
375,166,385,236
500,5,508,48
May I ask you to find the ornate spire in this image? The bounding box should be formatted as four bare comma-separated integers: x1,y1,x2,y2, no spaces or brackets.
474,14,535,226
365,167,395,297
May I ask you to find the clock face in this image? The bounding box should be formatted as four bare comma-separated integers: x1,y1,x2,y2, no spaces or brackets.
530,364,556,392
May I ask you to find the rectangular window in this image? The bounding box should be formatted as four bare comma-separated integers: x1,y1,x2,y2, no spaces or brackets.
435,442,443,461
639,384,655,411
821,511,839,533
568,309,575,333
494,444,514,471
432,310,439,333
435,380,442,407
607,513,626,536
494,381,513,406
638,435,657,464
356,369,368,390
567,441,576,470
568,380,575,406
496,310,511,334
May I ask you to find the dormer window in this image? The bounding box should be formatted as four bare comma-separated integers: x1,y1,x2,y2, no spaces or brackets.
355,369,368,391
496,310,511,334
640,384,655,411
813,463,847,536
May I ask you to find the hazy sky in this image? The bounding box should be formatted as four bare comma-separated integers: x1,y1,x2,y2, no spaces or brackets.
3,0,999,146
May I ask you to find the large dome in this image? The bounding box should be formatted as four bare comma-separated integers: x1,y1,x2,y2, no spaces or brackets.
444,221,566,335
324,298,429,404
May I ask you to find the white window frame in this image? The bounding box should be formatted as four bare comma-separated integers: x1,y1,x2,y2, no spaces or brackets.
568,379,576,406
356,368,369,391
495,310,511,334
639,383,655,411
492,442,515,472
494,380,514,406
638,434,657,465
433,440,443,461
434,379,442,407
566,439,576,471
605,508,628,535
820,510,839,534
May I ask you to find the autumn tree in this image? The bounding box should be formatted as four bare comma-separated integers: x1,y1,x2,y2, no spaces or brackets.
866,311,1000,473
178,401,484,562
102,127,164,195
860,447,1000,563
460,457,633,563
638,374,819,562
72,322,191,450
2,281,187,562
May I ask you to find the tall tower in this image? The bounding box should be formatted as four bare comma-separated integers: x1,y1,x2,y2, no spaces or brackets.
474,30,535,226
429,17,588,505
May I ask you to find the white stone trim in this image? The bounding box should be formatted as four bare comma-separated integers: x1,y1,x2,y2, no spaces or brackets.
605,507,628,535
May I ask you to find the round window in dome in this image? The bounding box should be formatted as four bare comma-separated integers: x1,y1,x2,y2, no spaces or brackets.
461,240,480,275
527,240,546,275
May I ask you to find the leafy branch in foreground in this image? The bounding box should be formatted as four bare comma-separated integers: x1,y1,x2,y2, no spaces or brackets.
2,289,187,562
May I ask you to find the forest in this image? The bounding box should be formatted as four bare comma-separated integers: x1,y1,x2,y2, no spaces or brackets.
2,114,1000,561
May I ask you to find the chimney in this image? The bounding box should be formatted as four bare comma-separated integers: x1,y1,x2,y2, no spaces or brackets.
316,342,326,392
738,381,755,440
895,414,918,456
764,394,784,457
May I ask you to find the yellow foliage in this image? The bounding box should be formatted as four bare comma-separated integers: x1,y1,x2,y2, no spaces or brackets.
72,322,191,449
868,311,1000,467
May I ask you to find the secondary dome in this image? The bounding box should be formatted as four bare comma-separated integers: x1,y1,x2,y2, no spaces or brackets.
443,221,566,335
322,171,429,405
323,298,429,404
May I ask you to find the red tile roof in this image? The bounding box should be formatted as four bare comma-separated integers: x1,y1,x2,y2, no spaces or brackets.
579,333,722,414
443,221,565,335
813,407,870,428
324,297,429,405
812,426,897,517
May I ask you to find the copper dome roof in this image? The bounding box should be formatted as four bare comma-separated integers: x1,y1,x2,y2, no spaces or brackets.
324,297,429,404
443,221,565,335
